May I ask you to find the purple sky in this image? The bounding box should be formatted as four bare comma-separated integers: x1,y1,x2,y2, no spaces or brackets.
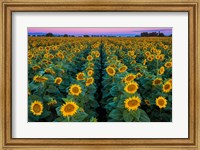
28,27,172,36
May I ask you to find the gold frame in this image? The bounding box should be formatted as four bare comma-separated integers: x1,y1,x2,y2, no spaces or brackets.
0,0,199,149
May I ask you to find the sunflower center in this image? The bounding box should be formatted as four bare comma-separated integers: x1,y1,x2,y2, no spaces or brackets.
155,79,161,84
127,84,136,92
87,79,92,83
78,74,84,80
164,84,170,90
72,87,79,93
126,76,133,81
158,99,164,106
33,104,41,113
64,104,75,112
108,68,114,74
128,100,138,107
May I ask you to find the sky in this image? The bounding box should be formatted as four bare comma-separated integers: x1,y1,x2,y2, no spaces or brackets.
28,27,172,36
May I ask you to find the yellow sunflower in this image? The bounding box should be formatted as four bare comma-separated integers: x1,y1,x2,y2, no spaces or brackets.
106,66,116,76
136,73,143,78
152,78,162,86
165,62,172,68
86,77,94,86
119,65,128,73
54,77,63,85
30,100,43,116
60,101,79,117
162,82,172,93
87,70,94,76
76,72,85,80
145,100,151,106
33,75,48,83
123,74,136,83
159,66,165,75
87,55,93,61
32,65,41,71
69,84,82,96
124,96,141,111
124,82,138,94
156,96,167,109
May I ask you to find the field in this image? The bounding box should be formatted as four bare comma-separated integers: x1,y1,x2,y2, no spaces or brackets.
28,37,172,122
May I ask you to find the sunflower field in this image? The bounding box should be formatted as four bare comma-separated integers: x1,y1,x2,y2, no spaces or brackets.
28,37,172,122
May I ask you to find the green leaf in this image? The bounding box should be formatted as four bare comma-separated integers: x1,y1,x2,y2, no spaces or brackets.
47,85,59,94
71,111,88,122
123,110,134,122
138,109,150,122
108,109,123,120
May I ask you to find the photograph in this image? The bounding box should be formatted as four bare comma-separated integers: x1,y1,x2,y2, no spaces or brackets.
28,27,172,122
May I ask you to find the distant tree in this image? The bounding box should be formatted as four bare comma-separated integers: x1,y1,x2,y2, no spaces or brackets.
168,34,172,37
32,35,36,37
83,35,90,37
64,34,68,37
135,35,140,37
141,32,149,37
158,32,165,37
149,32,158,37
46,33,54,37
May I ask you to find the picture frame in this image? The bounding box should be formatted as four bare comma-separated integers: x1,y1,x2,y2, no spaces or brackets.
0,0,199,149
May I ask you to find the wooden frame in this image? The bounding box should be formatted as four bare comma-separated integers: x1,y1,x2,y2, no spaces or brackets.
0,0,199,149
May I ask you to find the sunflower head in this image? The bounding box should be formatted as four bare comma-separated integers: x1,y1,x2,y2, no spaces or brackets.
87,55,93,61
33,75,48,83
124,96,141,111
119,65,128,73
69,84,82,96
76,72,85,80
123,74,136,83
30,100,43,116
86,77,94,86
54,77,63,85
106,66,116,76
87,70,94,76
159,66,165,75
162,82,172,93
32,65,41,71
124,82,139,94
136,73,143,78
156,96,167,109
152,78,162,86
165,62,172,68
60,101,79,117
145,100,151,106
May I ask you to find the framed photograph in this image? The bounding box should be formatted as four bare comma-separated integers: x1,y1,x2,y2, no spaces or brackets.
0,0,199,149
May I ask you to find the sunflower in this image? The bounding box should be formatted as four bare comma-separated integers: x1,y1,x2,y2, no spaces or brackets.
95,52,100,58
123,74,136,83
32,65,41,71
145,100,151,106
143,59,147,65
47,99,57,106
86,77,94,86
136,73,142,78
87,55,93,61
152,78,162,86
159,66,165,75
76,72,85,80
156,96,167,109
165,62,172,68
162,82,172,93
147,56,153,62
87,70,94,76
124,82,138,94
30,100,43,116
54,77,63,85
145,51,151,56
33,75,48,83
45,68,55,75
124,96,141,111
69,84,82,96
119,65,128,73
155,55,160,60
106,66,116,76
60,101,79,117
